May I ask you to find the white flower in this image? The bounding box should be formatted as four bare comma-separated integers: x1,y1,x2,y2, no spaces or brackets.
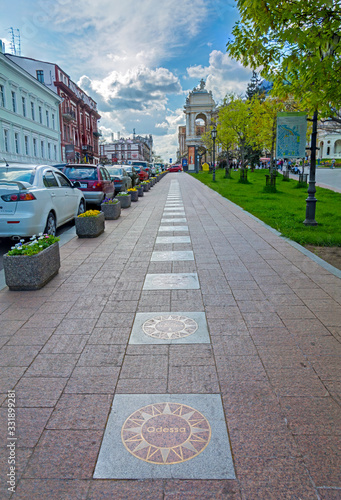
38,232,43,236
11,246,15,250
20,239,25,243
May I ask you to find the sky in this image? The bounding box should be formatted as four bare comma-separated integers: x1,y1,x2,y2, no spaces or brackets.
1,0,253,162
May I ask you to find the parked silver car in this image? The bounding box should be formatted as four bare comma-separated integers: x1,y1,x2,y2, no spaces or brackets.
0,163,85,239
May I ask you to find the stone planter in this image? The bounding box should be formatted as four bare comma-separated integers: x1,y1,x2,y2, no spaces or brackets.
136,185,144,197
75,212,105,238
116,194,131,208
129,190,139,202
142,183,150,192
3,242,60,291
101,200,121,220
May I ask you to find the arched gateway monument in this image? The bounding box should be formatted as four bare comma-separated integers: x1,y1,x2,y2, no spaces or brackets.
183,79,216,171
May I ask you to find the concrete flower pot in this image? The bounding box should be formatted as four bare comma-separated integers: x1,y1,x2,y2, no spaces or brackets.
75,212,105,238
3,242,60,291
136,185,144,197
129,190,139,202
101,200,121,220
142,183,150,192
116,194,131,208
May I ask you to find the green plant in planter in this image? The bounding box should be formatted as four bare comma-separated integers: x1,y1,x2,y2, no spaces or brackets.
116,191,130,196
7,234,60,256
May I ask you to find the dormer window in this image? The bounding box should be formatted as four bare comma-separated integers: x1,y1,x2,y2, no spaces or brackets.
36,70,44,84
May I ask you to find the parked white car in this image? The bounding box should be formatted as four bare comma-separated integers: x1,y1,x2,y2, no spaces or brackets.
0,163,85,239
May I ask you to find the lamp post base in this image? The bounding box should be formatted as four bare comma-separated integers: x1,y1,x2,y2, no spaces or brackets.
303,198,318,226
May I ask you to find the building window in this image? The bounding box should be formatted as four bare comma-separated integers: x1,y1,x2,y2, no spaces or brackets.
11,91,16,112
48,143,51,159
24,136,29,155
36,70,44,84
63,124,67,140
22,96,26,117
54,144,57,160
31,102,35,120
41,140,44,158
33,138,37,156
46,110,49,127
0,85,5,107
15,133,19,154
52,113,55,129
4,130,9,152
39,106,42,124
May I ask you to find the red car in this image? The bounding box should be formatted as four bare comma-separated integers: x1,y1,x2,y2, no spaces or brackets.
132,165,149,182
61,164,115,206
168,164,183,172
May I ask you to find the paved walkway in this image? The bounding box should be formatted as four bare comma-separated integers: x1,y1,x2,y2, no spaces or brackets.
0,173,340,499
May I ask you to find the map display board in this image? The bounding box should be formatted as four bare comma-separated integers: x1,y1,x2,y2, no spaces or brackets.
276,112,307,158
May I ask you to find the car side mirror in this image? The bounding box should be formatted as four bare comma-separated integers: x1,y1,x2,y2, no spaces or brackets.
72,181,81,188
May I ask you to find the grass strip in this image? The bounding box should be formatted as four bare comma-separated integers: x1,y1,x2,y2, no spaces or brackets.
189,169,341,247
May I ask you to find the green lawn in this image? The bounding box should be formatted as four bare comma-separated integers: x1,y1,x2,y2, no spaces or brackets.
189,169,341,246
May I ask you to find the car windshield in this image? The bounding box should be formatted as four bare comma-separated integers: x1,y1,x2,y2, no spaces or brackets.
124,166,132,172
0,168,35,184
133,167,141,172
132,162,148,169
107,167,123,176
64,167,97,180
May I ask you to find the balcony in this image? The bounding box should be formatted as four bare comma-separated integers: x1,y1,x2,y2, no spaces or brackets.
93,130,102,138
82,144,93,152
62,108,76,122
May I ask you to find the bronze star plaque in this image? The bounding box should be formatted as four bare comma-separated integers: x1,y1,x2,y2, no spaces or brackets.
142,315,198,340
121,402,211,465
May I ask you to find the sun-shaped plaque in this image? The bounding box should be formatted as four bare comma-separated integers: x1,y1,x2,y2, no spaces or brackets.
142,315,198,340
121,402,211,464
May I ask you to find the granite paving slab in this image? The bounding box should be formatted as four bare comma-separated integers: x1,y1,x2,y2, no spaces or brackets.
161,218,187,223
129,312,210,344
143,273,200,290
151,251,194,262
156,236,191,244
93,394,235,479
158,226,189,232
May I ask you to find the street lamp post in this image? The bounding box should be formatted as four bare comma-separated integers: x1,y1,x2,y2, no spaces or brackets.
304,110,318,226
211,128,217,181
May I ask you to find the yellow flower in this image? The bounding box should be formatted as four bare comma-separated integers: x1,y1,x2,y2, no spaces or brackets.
78,210,101,218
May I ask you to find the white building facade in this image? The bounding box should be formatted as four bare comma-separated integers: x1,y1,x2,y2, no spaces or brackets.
100,135,153,163
0,42,62,164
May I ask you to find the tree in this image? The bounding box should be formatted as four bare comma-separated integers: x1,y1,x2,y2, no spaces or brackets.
245,71,264,100
250,96,301,177
226,0,341,119
227,0,341,222
218,95,252,171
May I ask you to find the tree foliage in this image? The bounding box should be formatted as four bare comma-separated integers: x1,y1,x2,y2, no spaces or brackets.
227,0,341,119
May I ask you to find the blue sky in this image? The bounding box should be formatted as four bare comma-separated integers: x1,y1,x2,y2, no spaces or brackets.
1,0,253,161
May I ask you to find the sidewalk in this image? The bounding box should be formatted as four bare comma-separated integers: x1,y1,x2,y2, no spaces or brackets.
0,172,340,499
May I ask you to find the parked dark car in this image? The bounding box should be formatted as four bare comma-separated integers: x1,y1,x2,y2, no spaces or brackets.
105,166,132,193
60,164,115,206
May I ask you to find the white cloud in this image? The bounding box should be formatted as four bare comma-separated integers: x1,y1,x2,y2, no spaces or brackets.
40,0,208,74
187,50,253,101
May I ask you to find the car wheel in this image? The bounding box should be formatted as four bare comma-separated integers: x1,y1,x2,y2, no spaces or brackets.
44,212,56,236
77,199,86,215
